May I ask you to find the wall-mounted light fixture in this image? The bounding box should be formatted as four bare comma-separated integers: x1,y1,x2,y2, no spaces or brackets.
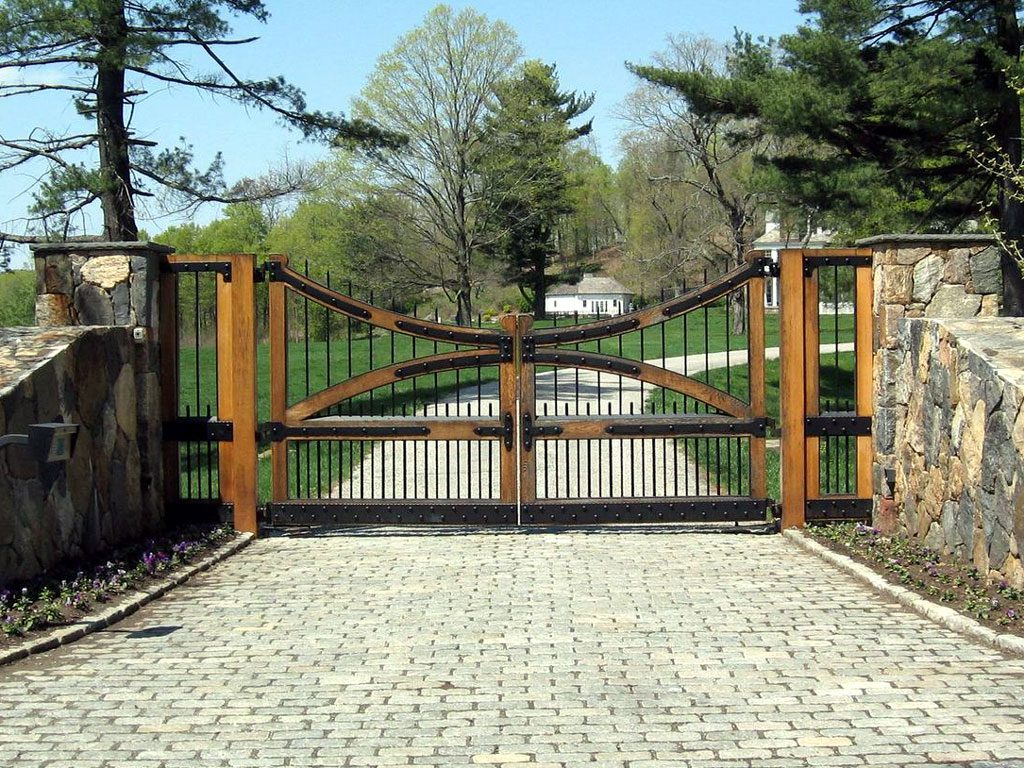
0,423,79,463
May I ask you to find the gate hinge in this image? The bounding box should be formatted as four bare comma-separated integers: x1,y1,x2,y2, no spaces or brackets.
162,260,232,282
474,411,514,451
498,335,514,363
753,255,779,278
163,418,233,442
258,421,285,442
261,260,285,282
521,336,536,363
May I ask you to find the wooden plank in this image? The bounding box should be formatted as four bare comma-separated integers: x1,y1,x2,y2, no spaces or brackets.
281,418,503,442
158,267,180,509
855,264,874,498
276,261,503,347
499,315,519,504
803,269,821,501
516,315,537,507
216,263,235,521
286,349,503,422
531,416,766,440
216,254,258,535
747,276,767,498
268,259,288,503
778,249,806,529
531,351,752,418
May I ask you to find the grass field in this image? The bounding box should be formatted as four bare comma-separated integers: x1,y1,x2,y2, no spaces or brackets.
651,352,858,499
172,301,857,503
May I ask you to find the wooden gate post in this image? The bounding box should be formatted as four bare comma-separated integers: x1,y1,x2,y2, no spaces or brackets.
217,253,258,534
779,249,807,529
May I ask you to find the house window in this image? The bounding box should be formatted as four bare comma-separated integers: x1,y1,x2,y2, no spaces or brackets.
582,299,587,307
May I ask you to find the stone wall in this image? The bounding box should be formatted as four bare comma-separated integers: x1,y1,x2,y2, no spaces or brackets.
33,241,171,328
0,327,163,583
879,318,1024,587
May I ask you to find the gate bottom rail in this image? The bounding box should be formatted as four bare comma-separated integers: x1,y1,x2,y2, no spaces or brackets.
263,497,773,527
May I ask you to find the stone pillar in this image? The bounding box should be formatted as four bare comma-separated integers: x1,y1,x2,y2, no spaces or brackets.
28,240,173,537
31,241,173,329
858,234,1001,529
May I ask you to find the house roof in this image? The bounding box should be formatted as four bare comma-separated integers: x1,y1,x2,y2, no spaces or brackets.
753,221,832,249
548,274,633,297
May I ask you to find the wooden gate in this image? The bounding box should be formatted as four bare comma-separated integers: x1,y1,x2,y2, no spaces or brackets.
159,249,874,532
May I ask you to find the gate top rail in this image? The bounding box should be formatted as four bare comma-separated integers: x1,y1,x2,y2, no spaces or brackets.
530,256,772,347
265,256,508,349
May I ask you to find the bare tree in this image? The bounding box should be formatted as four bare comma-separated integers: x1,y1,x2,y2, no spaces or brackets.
624,35,769,329
351,4,521,325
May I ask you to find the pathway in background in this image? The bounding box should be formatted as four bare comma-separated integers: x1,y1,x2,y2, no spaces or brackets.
2,531,1022,767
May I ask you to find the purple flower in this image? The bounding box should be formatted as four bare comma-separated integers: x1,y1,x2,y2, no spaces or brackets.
1008,609,1018,620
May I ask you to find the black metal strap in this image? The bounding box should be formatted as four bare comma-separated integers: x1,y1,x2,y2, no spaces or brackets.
162,260,232,282
264,501,517,527
805,497,872,521
264,260,372,319
529,317,640,347
520,497,772,525
163,418,233,442
804,414,871,436
474,412,514,451
606,417,769,437
393,319,505,348
395,353,503,378
660,259,767,318
259,422,430,441
803,255,872,276
531,350,641,376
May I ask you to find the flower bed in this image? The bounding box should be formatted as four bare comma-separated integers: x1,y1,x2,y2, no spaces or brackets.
0,524,236,650
808,522,1023,638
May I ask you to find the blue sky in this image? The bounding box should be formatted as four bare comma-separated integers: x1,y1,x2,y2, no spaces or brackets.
1,1,808,264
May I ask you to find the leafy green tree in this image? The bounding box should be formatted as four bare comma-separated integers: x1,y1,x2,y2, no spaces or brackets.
0,0,400,246
351,4,521,325
557,147,622,272
0,270,35,326
629,2,1024,312
476,60,593,317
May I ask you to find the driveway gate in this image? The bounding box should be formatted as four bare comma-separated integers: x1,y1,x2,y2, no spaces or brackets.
159,249,874,532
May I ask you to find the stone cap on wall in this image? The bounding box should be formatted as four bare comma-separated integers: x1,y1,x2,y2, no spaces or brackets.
855,233,998,247
0,327,91,396
30,241,174,256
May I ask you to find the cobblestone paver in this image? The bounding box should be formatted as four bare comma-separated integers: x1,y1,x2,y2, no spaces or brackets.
2,531,1023,767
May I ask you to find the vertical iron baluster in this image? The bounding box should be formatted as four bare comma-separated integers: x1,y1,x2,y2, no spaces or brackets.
725,288,732,396
192,272,201,417
586,402,593,498
326,271,332,389
824,433,831,494
543,402,550,498
411,305,418,413
390,295,397,414
488,402,494,499
660,288,667,413
445,402,451,499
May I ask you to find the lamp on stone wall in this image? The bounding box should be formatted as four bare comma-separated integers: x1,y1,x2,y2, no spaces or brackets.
0,423,78,463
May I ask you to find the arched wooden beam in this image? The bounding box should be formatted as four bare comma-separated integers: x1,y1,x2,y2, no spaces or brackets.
531,349,750,418
267,256,508,349
530,256,770,347
286,349,502,421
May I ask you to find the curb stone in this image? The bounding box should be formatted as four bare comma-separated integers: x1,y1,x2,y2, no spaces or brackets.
0,532,253,667
785,529,1024,657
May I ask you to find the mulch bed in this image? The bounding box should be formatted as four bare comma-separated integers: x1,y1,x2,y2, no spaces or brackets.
807,522,1024,639
0,524,237,652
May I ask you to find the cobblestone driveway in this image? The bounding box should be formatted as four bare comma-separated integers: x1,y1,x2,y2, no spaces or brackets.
2,530,1023,767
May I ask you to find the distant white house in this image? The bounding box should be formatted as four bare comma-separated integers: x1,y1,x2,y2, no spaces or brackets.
545,274,633,317
752,212,832,310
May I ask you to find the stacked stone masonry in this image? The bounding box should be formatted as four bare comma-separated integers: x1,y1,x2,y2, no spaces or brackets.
865,235,1021,585
879,318,1024,587
0,326,163,582
33,241,171,328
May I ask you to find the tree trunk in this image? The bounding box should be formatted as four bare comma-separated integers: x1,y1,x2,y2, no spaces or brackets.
994,0,1024,315
532,250,547,319
95,0,137,241
454,244,473,326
